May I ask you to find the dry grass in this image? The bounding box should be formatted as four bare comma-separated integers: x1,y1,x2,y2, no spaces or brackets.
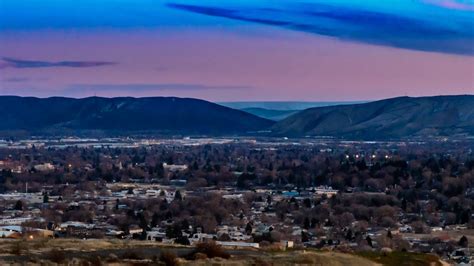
0,238,179,255
6,239,448,266
182,250,380,266
357,251,443,266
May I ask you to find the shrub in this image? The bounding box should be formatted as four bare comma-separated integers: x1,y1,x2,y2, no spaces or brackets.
193,252,208,260
86,256,103,266
160,251,178,266
46,249,67,264
194,242,230,259
121,251,143,260
10,240,28,255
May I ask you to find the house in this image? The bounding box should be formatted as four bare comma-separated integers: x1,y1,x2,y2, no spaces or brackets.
399,225,413,233
431,226,443,232
280,240,294,250
0,192,44,204
222,194,244,201
0,225,22,239
217,225,251,241
145,189,164,197
170,179,187,186
129,226,144,235
163,163,188,172
0,217,33,225
146,228,167,241
189,232,216,245
56,221,96,238
216,241,259,249
312,186,339,198
25,228,54,239
33,163,55,172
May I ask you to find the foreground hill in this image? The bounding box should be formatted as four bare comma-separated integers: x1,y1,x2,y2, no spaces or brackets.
0,96,274,135
0,239,444,266
272,95,474,139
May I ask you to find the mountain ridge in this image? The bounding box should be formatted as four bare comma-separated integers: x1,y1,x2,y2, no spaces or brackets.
271,95,474,139
1,95,473,139
0,96,274,135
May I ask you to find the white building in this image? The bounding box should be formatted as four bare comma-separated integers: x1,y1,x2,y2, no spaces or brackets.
216,241,259,249
33,163,55,172
163,163,188,172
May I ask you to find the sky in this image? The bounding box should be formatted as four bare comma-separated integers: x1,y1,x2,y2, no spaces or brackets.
0,0,473,101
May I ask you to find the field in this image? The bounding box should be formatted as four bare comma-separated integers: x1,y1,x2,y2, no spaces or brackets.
0,239,449,265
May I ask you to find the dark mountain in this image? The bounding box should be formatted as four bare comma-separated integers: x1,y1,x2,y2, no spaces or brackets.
241,108,297,121
0,96,274,135
272,95,474,139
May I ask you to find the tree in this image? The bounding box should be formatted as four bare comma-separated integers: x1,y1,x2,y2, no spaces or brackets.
43,192,49,203
14,200,23,211
401,198,407,211
302,231,310,242
304,217,310,229
303,198,311,208
266,195,272,204
345,229,354,241
175,236,190,245
166,224,182,239
459,235,468,248
174,190,182,201
160,251,178,266
151,213,160,228
218,233,231,241
245,222,253,235
155,163,165,179
366,236,373,247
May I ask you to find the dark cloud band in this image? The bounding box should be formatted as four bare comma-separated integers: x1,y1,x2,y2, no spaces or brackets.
167,3,474,56
0,57,116,69
65,83,250,93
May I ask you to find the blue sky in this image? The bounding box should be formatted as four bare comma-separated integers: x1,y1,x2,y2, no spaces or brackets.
1,0,472,54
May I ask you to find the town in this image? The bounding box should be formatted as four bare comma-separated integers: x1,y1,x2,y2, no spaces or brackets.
0,137,472,264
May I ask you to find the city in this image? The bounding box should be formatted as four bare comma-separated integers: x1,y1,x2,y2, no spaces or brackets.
0,137,472,264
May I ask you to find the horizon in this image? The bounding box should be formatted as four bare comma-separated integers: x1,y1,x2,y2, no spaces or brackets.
1,0,473,101
0,93,472,103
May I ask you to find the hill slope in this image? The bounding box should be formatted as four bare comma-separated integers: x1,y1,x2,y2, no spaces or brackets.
241,108,298,121
0,96,274,135
272,95,474,139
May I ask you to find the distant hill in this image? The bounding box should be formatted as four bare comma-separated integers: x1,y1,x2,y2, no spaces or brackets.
271,95,474,139
220,101,366,121
0,96,274,135
219,101,365,111
241,108,297,121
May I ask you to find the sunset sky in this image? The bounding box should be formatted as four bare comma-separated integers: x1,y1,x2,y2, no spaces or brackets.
0,0,473,101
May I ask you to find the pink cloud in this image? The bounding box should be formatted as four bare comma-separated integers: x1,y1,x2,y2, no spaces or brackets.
1,30,473,101
424,0,474,11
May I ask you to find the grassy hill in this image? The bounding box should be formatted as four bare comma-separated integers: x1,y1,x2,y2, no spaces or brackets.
272,95,474,139
0,239,447,266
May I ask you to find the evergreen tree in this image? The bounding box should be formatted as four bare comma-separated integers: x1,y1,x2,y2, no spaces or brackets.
366,236,373,247
43,192,49,203
14,200,23,211
245,223,253,235
174,190,182,201
459,235,468,248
